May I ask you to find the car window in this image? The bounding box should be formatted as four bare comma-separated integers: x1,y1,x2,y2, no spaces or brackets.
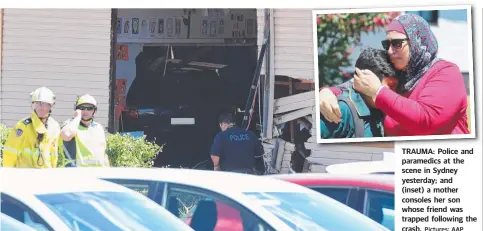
245,191,388,231
0,194,53,231
103,179,155,197
309,187,351,205
364,190,395,231
1,213,37,231
36,191,192,231
102,178,165,205
167,184,275,231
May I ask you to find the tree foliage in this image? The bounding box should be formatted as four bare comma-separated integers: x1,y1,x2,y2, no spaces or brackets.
316,12,401,87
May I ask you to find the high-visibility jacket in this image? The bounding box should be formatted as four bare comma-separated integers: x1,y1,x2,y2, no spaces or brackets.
59,119,108,167
2,112,60,168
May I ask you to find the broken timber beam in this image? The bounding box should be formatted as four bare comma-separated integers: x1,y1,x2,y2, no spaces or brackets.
274,107,314,125
274,91,315,114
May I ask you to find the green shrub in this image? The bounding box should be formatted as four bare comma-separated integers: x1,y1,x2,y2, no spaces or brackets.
57,133,162,168
106,133,162,168
0,123,13,161
1,123,12,145
172,192,206,218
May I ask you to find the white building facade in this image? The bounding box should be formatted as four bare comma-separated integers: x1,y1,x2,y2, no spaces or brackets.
0,8,409,173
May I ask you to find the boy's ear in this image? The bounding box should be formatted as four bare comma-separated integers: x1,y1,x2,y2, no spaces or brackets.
355,68,364,76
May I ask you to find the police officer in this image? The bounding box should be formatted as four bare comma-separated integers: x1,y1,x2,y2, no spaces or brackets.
2,87,61,168
59,94,110,167
210,113,265,174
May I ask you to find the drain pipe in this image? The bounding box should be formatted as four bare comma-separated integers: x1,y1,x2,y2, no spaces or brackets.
262,9,275,139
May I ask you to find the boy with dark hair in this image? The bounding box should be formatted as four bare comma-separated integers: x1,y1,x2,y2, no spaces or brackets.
320,47,399,138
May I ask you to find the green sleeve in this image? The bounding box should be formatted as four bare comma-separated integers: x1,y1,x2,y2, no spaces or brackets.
320,101,355,139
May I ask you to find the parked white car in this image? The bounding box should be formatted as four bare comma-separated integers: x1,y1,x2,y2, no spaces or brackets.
0,168,193,231
34,167,390,231
1,213,36,231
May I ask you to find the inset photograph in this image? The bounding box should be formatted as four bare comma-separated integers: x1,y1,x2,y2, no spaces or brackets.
313,6,475,143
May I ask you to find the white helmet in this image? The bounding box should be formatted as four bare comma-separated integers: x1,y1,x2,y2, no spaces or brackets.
76,94,97,108
30,87,55,105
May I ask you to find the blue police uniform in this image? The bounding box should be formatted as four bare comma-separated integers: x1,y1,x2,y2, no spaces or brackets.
210,126,264,173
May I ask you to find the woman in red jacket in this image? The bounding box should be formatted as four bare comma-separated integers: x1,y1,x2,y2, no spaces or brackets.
319,13,469,136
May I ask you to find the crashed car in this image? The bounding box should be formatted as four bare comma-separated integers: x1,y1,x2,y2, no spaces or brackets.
120,48,230,168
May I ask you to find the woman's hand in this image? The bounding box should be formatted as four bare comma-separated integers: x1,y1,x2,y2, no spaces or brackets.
353,68,383,102
319,88,341,123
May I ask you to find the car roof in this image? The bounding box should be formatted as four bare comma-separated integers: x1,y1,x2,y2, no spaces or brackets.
1,168,135,195
324,160,394,174
269,173,394,191
8,168,316,195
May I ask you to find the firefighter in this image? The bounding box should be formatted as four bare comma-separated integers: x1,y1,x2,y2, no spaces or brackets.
2,87,60,168
59,94,110,167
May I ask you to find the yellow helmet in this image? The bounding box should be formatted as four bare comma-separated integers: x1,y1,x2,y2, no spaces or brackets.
30,87,55,105
76,94,97,108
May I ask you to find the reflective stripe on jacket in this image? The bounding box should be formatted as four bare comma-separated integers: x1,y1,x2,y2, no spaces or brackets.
2,112,60,168
60,120,107,167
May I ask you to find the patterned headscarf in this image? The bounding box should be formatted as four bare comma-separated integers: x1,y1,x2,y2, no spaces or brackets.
387,13,440,92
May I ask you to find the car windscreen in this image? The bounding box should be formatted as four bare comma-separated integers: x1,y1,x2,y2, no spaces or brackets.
244,192,389,231
36,191,192,231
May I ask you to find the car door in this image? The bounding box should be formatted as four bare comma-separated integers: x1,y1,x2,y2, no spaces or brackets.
164,183,276,231
362,189,395,231
0,193,53,231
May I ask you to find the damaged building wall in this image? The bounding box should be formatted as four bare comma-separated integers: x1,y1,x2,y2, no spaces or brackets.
263,86,394,174
262,138,295,174
256,9,394,174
